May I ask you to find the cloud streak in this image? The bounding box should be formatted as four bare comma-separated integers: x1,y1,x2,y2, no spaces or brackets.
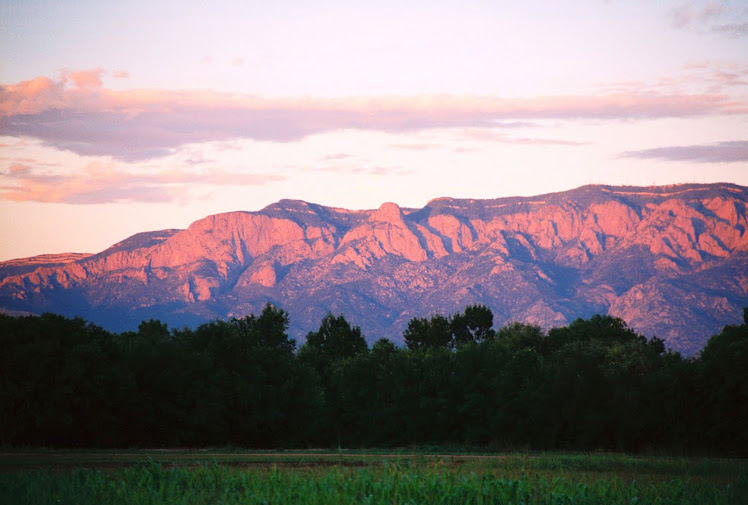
621,141,748,163
458,128,586,146
713,21,748,37
0,71,743,161
0,162,285,204
668,2,748,38
316,164,410,176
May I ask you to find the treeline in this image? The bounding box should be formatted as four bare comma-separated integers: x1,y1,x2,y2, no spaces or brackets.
1,306,746,455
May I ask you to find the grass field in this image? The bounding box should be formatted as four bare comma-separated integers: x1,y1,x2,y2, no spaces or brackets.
1,449,746,504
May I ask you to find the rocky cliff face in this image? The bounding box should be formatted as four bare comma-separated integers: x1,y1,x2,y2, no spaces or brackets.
2,183,747,355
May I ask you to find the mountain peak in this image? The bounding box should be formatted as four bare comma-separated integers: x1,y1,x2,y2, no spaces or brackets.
263,199,312,211
369,202,405,226
369,202,406,226
1,183,746,355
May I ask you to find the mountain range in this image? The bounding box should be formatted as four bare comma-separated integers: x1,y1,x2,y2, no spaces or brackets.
2,183,747,355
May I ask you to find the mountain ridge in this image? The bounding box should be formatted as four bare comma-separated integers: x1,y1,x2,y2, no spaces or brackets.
2,183,747,355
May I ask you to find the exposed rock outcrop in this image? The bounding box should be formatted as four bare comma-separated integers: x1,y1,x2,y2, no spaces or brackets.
1,183,747,355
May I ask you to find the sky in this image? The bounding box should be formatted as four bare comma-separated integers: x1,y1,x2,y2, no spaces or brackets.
0,0,747,261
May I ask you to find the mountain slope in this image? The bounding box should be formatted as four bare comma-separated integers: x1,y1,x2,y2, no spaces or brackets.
2,183,747,354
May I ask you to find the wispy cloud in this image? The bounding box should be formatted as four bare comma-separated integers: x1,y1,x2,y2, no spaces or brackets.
507,138,586,146
669,2,748,38
60,68,104,88
391,143,442,151
316,164,409,176
183,155,215,166
321,153,353,161
459,128,586,146
314,154,410,176
713,21,748,37
0,161,285,204
595,62,748,97
0,70,743,161
8,164,31,176
669,2,722,29
684,61,748,91
621,140,748,163
711,68,748,87
0,153,62,168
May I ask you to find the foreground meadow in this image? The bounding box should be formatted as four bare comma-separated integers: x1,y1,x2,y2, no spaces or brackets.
1,450,746,504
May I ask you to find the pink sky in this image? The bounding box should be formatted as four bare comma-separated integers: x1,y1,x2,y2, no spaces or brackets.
1,0,747,261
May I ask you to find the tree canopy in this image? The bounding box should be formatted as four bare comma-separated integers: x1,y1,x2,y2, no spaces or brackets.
1,305,745,455
404,304,496,350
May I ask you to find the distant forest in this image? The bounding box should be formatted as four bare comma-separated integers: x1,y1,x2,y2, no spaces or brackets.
1,306,746,456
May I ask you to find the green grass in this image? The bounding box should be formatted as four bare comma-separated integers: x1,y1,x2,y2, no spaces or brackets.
1,450,746,504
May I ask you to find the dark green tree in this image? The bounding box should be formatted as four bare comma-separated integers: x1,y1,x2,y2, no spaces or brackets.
496,321,545,351
450,304,496,345
301,312,368,362
137,318,170,343
546,314,644,352
403,314,452,350
695,315,748,455
298,313,368,446
231,303,295,354
405,305,497,349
